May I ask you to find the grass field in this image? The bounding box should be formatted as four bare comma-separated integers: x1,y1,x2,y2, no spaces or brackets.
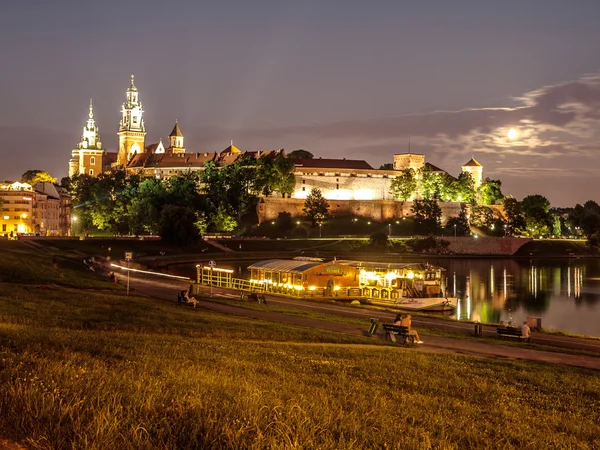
1,242,600,449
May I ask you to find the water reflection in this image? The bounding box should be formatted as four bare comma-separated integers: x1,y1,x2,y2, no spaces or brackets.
174,257,600,337
443,258,600,337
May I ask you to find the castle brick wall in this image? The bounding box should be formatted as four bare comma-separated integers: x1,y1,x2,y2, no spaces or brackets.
292,173,395,201
258,198,462,224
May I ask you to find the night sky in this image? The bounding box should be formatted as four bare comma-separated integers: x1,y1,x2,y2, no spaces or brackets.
1,0,600,206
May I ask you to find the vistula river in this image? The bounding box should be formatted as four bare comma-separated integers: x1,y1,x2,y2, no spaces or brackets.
173,257,600,337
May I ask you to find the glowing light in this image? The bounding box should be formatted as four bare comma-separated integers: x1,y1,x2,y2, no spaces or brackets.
110,263,191,280
309,286,316,291
21,214,27,219
507,128,518,140
353,189,375,200
333,286,340,291
3,216,8,220
406,271,414,279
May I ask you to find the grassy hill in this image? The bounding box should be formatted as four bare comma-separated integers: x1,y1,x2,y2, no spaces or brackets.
0,241,599,448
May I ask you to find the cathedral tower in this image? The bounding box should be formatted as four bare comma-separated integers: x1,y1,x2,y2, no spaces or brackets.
68,99,106,177
117,75,146,167
168,120,185,154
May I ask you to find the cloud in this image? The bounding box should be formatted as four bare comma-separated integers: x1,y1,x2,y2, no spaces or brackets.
190,72,600,179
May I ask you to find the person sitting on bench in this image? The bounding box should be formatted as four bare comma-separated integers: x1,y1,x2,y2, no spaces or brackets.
521,320,531,340
388,314,404,343
183,290,198,308
400,314,424,344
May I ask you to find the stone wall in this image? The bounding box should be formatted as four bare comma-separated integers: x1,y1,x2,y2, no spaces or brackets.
292,172,395,201
258,198,462,224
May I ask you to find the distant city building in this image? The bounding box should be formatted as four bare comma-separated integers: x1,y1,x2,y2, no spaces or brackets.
0,182,72,237
0,182,34,236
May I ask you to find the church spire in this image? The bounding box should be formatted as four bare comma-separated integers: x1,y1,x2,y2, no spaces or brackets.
79,99,101,150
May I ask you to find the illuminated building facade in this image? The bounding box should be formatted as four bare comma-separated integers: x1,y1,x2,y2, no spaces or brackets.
0,182,34,236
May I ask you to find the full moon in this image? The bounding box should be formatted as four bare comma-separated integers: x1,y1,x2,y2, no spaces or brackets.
507,128,518,140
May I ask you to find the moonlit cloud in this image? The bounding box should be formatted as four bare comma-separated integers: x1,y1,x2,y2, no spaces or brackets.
186,72,600,205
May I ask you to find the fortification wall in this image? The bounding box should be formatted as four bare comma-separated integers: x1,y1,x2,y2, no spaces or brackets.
258,198,462,224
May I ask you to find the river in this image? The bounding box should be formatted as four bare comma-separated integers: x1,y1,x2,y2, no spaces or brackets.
171,257,600,337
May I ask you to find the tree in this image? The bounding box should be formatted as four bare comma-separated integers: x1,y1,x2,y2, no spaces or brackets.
271,155,296,197
213,205,237,232
454,172,476,204
390,168,417,202
411,199,442,235
277,211,294,233
444,209,470,236
370,232,388,247
521,194,553,237
157,205,201,246
478,178,503,205
21,170,56,186
303,188,329,226
379,163,394,170
569,201,600,244
502,197,526,236
287,149,314,159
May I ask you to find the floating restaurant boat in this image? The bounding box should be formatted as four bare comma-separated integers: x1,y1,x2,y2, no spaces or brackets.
246,258,457,312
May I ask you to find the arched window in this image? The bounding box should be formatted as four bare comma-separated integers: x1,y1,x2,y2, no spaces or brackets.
90,156,95,165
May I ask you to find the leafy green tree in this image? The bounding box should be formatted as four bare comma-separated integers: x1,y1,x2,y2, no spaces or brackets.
502,197,526,236
271,155,296,197
213,205,237,232
478,178,504,205
390,168,417,202
303,188,329,226
158,205,201,246
21,170,56,186
128,178,168,234
521,194,553,237
411,199,442,235
379,163,394,170
569,201,600,244
444,209,471,236
454,172,476,204
287,149,314,159
418,165,438,200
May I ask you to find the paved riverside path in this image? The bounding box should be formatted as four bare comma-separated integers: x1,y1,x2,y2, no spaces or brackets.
118,268,600,371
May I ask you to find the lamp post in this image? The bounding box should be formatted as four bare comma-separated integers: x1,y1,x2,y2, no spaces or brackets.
453,224,457,238
319,223,322,238
388,223,392,236
71,216,77,237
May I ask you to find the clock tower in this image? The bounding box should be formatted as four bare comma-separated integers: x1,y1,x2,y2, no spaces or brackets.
117,74,146,167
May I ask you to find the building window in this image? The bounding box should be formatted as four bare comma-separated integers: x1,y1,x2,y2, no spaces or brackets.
90,156,95,165
336,184,339,189
89,169,94,176
302,187,306,192
302,180,305,184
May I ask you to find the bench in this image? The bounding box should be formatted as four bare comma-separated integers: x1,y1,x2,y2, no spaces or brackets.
382,324,413,343
496,327,531,343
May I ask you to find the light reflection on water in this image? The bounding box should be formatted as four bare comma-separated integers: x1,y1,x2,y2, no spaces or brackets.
174,258,600,337
441,258,600,337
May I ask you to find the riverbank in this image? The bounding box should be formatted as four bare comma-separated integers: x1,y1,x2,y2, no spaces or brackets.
1,242,600,448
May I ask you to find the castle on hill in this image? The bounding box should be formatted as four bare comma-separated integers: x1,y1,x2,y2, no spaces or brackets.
68,75,485,222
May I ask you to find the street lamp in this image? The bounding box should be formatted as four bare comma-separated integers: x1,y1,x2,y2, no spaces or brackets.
388,223,392,236
319,223,322,238
453,224,457,237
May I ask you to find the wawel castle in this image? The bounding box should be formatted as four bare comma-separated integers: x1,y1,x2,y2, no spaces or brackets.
67,75,484,223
